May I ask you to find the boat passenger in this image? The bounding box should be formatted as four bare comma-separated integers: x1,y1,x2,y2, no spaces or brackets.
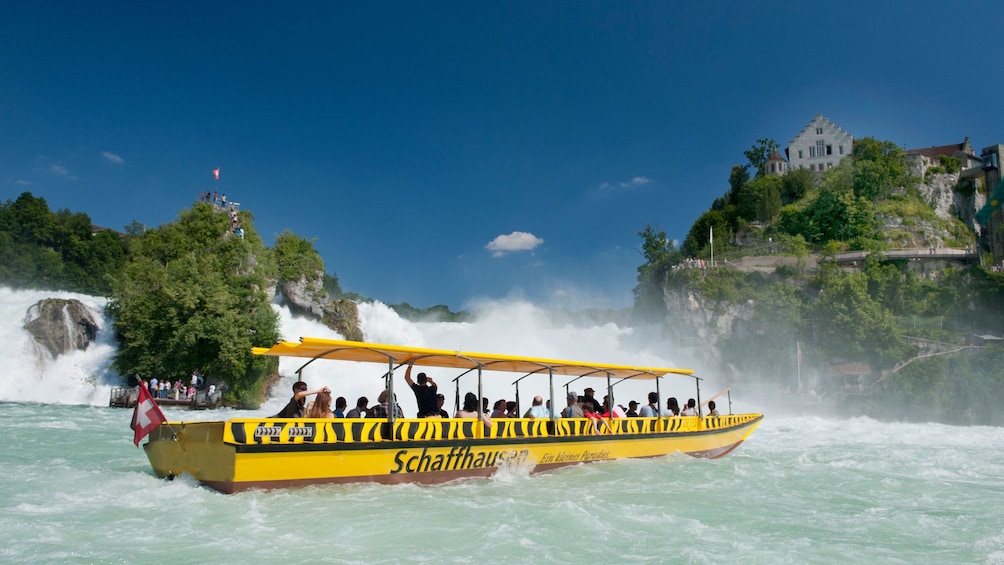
490,399,508,419
404,364,439,418
561,391,584,418
681,398,698,416
435,393,449,418
667,397,681,416
455,392,492,427
271,381,328,418
603,395,625,418
581,388,602,413
505,401,517,418
345,396,368,418
523,396,550,419
639,392,661,417
599,397,623,418
333,396,347,418
624,400,639,417
583,403,612,434
707,400,720,417
305,390,335,419
367,389,404,419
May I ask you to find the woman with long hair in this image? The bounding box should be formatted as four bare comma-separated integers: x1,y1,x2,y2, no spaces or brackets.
305,389,334,418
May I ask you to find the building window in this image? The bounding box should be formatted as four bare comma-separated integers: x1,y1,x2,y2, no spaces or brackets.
816,127,823,135
827,162,833,168
816,140,825,157
798,150,803,159
839,145,844,155
809,147,816,158
826,145,832,155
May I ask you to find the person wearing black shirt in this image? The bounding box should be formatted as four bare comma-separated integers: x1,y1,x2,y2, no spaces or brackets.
405,364,439,418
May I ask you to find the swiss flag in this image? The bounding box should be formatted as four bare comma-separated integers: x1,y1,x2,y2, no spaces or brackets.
131,383,167,446
212,168,220,180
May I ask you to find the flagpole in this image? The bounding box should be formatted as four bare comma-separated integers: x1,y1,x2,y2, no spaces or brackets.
710,226,714,267
796,341,802,393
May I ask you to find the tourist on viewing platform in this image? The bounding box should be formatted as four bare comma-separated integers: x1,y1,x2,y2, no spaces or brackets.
561,391,584,418
305,389,335,418
404,364,439,418
345,396,368,418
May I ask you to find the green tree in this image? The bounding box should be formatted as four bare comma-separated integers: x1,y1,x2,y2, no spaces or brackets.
781,167,816,204
108,203,279,407
851,137,912,201
738,175,783,224
633,225,682,318
744,138,780,178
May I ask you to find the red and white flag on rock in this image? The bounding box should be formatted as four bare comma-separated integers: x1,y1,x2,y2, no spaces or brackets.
131,384,167,446
212,168,220,180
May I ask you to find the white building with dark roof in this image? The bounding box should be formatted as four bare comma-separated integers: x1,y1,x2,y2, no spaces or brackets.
786,115,854,172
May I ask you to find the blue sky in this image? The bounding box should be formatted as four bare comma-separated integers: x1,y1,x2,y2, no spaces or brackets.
3,1,1003,310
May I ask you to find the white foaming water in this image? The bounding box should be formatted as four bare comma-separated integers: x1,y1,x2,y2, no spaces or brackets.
2,286,1003,562
0,287,117,405
0,286,703,417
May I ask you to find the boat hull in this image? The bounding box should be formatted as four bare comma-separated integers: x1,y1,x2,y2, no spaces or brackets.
144,414,762,493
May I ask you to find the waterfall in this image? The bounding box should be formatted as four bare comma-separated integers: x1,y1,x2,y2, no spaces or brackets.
1,286,701,414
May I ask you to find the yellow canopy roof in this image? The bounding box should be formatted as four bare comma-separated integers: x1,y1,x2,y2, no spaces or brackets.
253,337,693,380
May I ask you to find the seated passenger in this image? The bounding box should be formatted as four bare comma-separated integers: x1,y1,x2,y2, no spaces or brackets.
623,400,639,417
561,391,584,418
523,395,550,419
305,390,335,418
707,400,720,417
455,392,492,427
681,398,698,416
490,399,508,418
272,381,328,418
367,389,404,418
505,401,517,418
583,403,612,434
667,397,681,416
345,396,368,418
333,396,347,418
435,393,449,418
639,392,662,417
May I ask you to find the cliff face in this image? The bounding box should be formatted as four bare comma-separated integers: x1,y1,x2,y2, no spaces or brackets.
660,287,753,375
23,299,100,358
275,274,362,341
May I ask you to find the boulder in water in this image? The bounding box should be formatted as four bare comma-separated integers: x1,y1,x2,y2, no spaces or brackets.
23,298,100,357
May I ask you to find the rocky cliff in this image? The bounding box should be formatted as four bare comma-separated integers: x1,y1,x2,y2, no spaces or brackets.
276,274,363,342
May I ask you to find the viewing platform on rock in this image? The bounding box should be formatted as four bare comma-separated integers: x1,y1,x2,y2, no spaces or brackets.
716,247,976,273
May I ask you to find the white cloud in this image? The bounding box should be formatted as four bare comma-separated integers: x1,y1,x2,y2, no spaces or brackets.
14,179,32,185
599,176,651,190
485,231,544,257
102,151,124,164
50,164,76,179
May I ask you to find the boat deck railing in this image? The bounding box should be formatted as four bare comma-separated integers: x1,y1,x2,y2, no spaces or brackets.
221,414,761,446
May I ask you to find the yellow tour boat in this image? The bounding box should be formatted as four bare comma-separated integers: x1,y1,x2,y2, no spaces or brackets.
142,338,763,493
